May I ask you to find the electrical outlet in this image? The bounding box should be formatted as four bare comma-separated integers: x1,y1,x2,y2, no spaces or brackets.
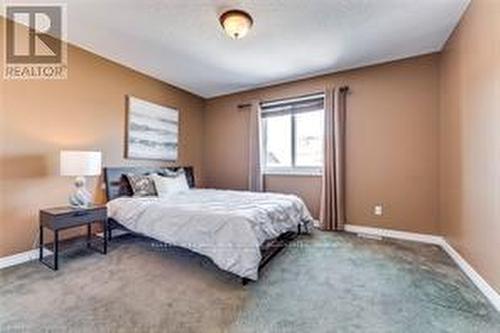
374,204,383,216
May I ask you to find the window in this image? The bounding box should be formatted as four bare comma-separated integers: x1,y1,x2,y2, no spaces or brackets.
261,94,324,175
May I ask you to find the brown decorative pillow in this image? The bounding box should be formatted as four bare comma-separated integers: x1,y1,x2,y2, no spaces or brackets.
126,174,157,197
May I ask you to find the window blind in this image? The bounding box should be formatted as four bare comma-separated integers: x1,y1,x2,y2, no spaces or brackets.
260,93,325,118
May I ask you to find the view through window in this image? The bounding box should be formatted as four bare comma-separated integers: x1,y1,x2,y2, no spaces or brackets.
261,94,324,173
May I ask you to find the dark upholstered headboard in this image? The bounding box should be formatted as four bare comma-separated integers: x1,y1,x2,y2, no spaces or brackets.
103,166,195,201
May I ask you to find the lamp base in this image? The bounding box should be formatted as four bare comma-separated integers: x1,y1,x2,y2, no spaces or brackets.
69,176,93,208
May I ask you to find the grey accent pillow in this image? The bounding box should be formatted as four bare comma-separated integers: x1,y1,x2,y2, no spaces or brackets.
160,168,185,178
126,173,157,197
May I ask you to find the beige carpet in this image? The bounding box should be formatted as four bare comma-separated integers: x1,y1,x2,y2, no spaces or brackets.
1,231,499,332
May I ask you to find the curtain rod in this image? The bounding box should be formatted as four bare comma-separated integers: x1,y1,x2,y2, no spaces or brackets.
237,86,350,109
237,103,252,109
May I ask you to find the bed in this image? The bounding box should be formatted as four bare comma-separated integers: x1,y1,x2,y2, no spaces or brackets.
104,166,313,283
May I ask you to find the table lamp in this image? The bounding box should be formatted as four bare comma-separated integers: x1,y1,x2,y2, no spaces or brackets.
60,151,102,208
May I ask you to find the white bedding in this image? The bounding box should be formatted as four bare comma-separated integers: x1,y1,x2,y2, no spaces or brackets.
107,189,313,280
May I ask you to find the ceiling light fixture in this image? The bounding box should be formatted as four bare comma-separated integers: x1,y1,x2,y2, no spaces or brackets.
219,10,253,40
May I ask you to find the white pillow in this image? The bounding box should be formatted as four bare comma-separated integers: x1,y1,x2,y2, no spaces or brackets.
151,173,190,198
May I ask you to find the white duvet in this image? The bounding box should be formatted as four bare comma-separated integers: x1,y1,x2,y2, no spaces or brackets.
107,189,313,280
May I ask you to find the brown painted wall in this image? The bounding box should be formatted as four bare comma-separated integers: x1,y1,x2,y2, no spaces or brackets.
0,18,205,257
264,175,322,219
439,0,500,292
8,9,497,298
204,54,440,234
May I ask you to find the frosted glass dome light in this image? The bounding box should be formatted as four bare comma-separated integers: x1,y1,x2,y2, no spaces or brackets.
219,10,253,40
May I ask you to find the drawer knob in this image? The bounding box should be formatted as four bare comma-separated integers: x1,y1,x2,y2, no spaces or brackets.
73,211,89,217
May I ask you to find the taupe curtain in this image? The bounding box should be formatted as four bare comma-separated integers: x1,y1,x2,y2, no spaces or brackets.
319,87,348,231
248,101,264,192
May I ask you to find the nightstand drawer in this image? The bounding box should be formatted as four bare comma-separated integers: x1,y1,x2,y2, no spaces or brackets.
40,207,107,230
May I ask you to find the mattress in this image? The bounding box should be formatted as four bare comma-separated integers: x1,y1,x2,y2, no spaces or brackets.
107,189,313,280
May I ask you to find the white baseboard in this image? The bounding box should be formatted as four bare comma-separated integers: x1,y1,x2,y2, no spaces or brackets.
344,224,500,312
0,230,129,270
344,224,443,245
439,239,500,312
96,230,130,238
0,248,52,270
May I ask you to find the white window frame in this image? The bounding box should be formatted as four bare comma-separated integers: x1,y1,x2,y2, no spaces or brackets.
261,94,324,176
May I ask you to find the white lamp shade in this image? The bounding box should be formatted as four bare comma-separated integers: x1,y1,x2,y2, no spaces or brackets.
60,151,102,176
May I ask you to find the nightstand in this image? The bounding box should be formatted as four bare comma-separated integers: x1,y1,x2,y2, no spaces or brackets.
39,205,108,270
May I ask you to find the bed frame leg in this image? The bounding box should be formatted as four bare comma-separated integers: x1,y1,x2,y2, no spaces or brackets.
107,223,113,241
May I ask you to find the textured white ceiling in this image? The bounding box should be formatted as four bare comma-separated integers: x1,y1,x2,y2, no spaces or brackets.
7,0,470,97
